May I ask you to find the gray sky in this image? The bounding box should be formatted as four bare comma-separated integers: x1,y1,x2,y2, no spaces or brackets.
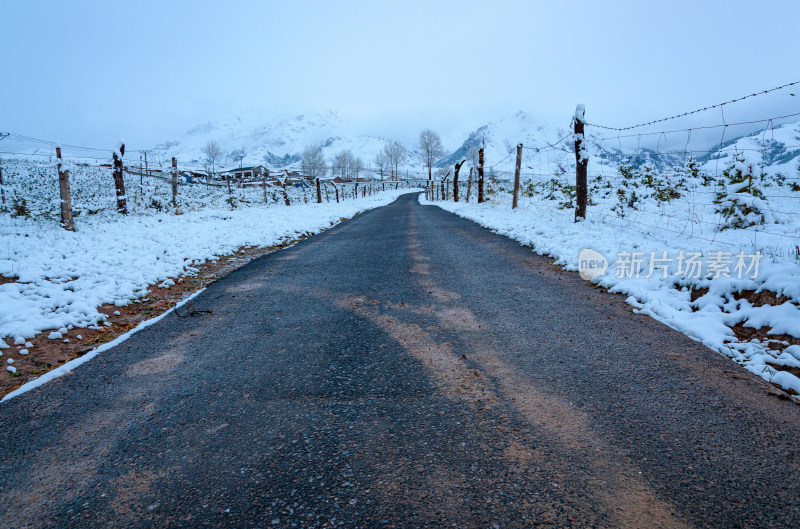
2,0,799,150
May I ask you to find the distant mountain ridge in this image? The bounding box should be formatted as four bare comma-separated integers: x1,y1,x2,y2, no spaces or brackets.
148,110,800,178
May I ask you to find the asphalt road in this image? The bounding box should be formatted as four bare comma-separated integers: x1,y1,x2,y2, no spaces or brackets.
1,192,799,528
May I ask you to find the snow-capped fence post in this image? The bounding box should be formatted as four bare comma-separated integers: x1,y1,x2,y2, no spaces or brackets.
55,147,74,231
477,147,485,203
574,104,588,221
512,143,523,209
466,167,473,202
171,157,178,207
112,143,127,214
316,178,322,203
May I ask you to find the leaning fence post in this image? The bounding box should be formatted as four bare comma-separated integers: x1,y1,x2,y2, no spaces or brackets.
56,147,74,230
574,104,588,221
512,143,523,209
171,157,178,207
453,159,464,202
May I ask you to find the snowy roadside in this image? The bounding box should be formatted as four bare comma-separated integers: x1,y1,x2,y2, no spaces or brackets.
422,194,800,398
0,190,416,398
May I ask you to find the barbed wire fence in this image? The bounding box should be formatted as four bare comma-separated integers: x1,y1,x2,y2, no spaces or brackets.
0,133,426,229
426,81,800,254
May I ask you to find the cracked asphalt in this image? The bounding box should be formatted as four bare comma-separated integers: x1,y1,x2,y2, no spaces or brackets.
1,192,798,528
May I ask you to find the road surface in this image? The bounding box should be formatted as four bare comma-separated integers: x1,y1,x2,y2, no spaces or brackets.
1,192,798,528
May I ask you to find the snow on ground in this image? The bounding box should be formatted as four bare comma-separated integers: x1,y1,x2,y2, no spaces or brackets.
0,158,417,345
423,174,800,397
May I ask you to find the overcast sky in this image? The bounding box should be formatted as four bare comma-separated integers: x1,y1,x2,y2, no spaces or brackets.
2,0,799,151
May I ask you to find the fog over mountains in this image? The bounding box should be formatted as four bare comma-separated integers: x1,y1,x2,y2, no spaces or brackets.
147,109,800,178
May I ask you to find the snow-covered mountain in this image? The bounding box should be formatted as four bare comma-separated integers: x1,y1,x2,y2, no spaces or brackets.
441,111,572,167
147,109,800,180
442,111,800,180
150,111,410,171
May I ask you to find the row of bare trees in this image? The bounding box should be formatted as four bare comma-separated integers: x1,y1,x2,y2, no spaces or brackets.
331,150,365,180
201,127,447,183
374,141,407,181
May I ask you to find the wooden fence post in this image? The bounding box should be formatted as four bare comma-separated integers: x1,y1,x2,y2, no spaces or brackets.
280,172,291,206
512,143,523,209
316,178,322,203
56,147,74,230
335,185,340,203
477,147,485,203
466,167,473,203
324,183,330,202
112,143,127,214
453,159,464,202
262,175,268,203
574,104,588,221
0,155,6,208
171,157,178,207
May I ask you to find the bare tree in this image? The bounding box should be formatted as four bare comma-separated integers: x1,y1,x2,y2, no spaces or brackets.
419,129,443,180
374,151,388,184
383,141,406,179
333,150,358,180
301,145,327,180
352,156,364,180
202,140,222,178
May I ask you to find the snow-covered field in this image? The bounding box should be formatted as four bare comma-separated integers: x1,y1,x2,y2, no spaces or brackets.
423,166,800,397
0,159,416,348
